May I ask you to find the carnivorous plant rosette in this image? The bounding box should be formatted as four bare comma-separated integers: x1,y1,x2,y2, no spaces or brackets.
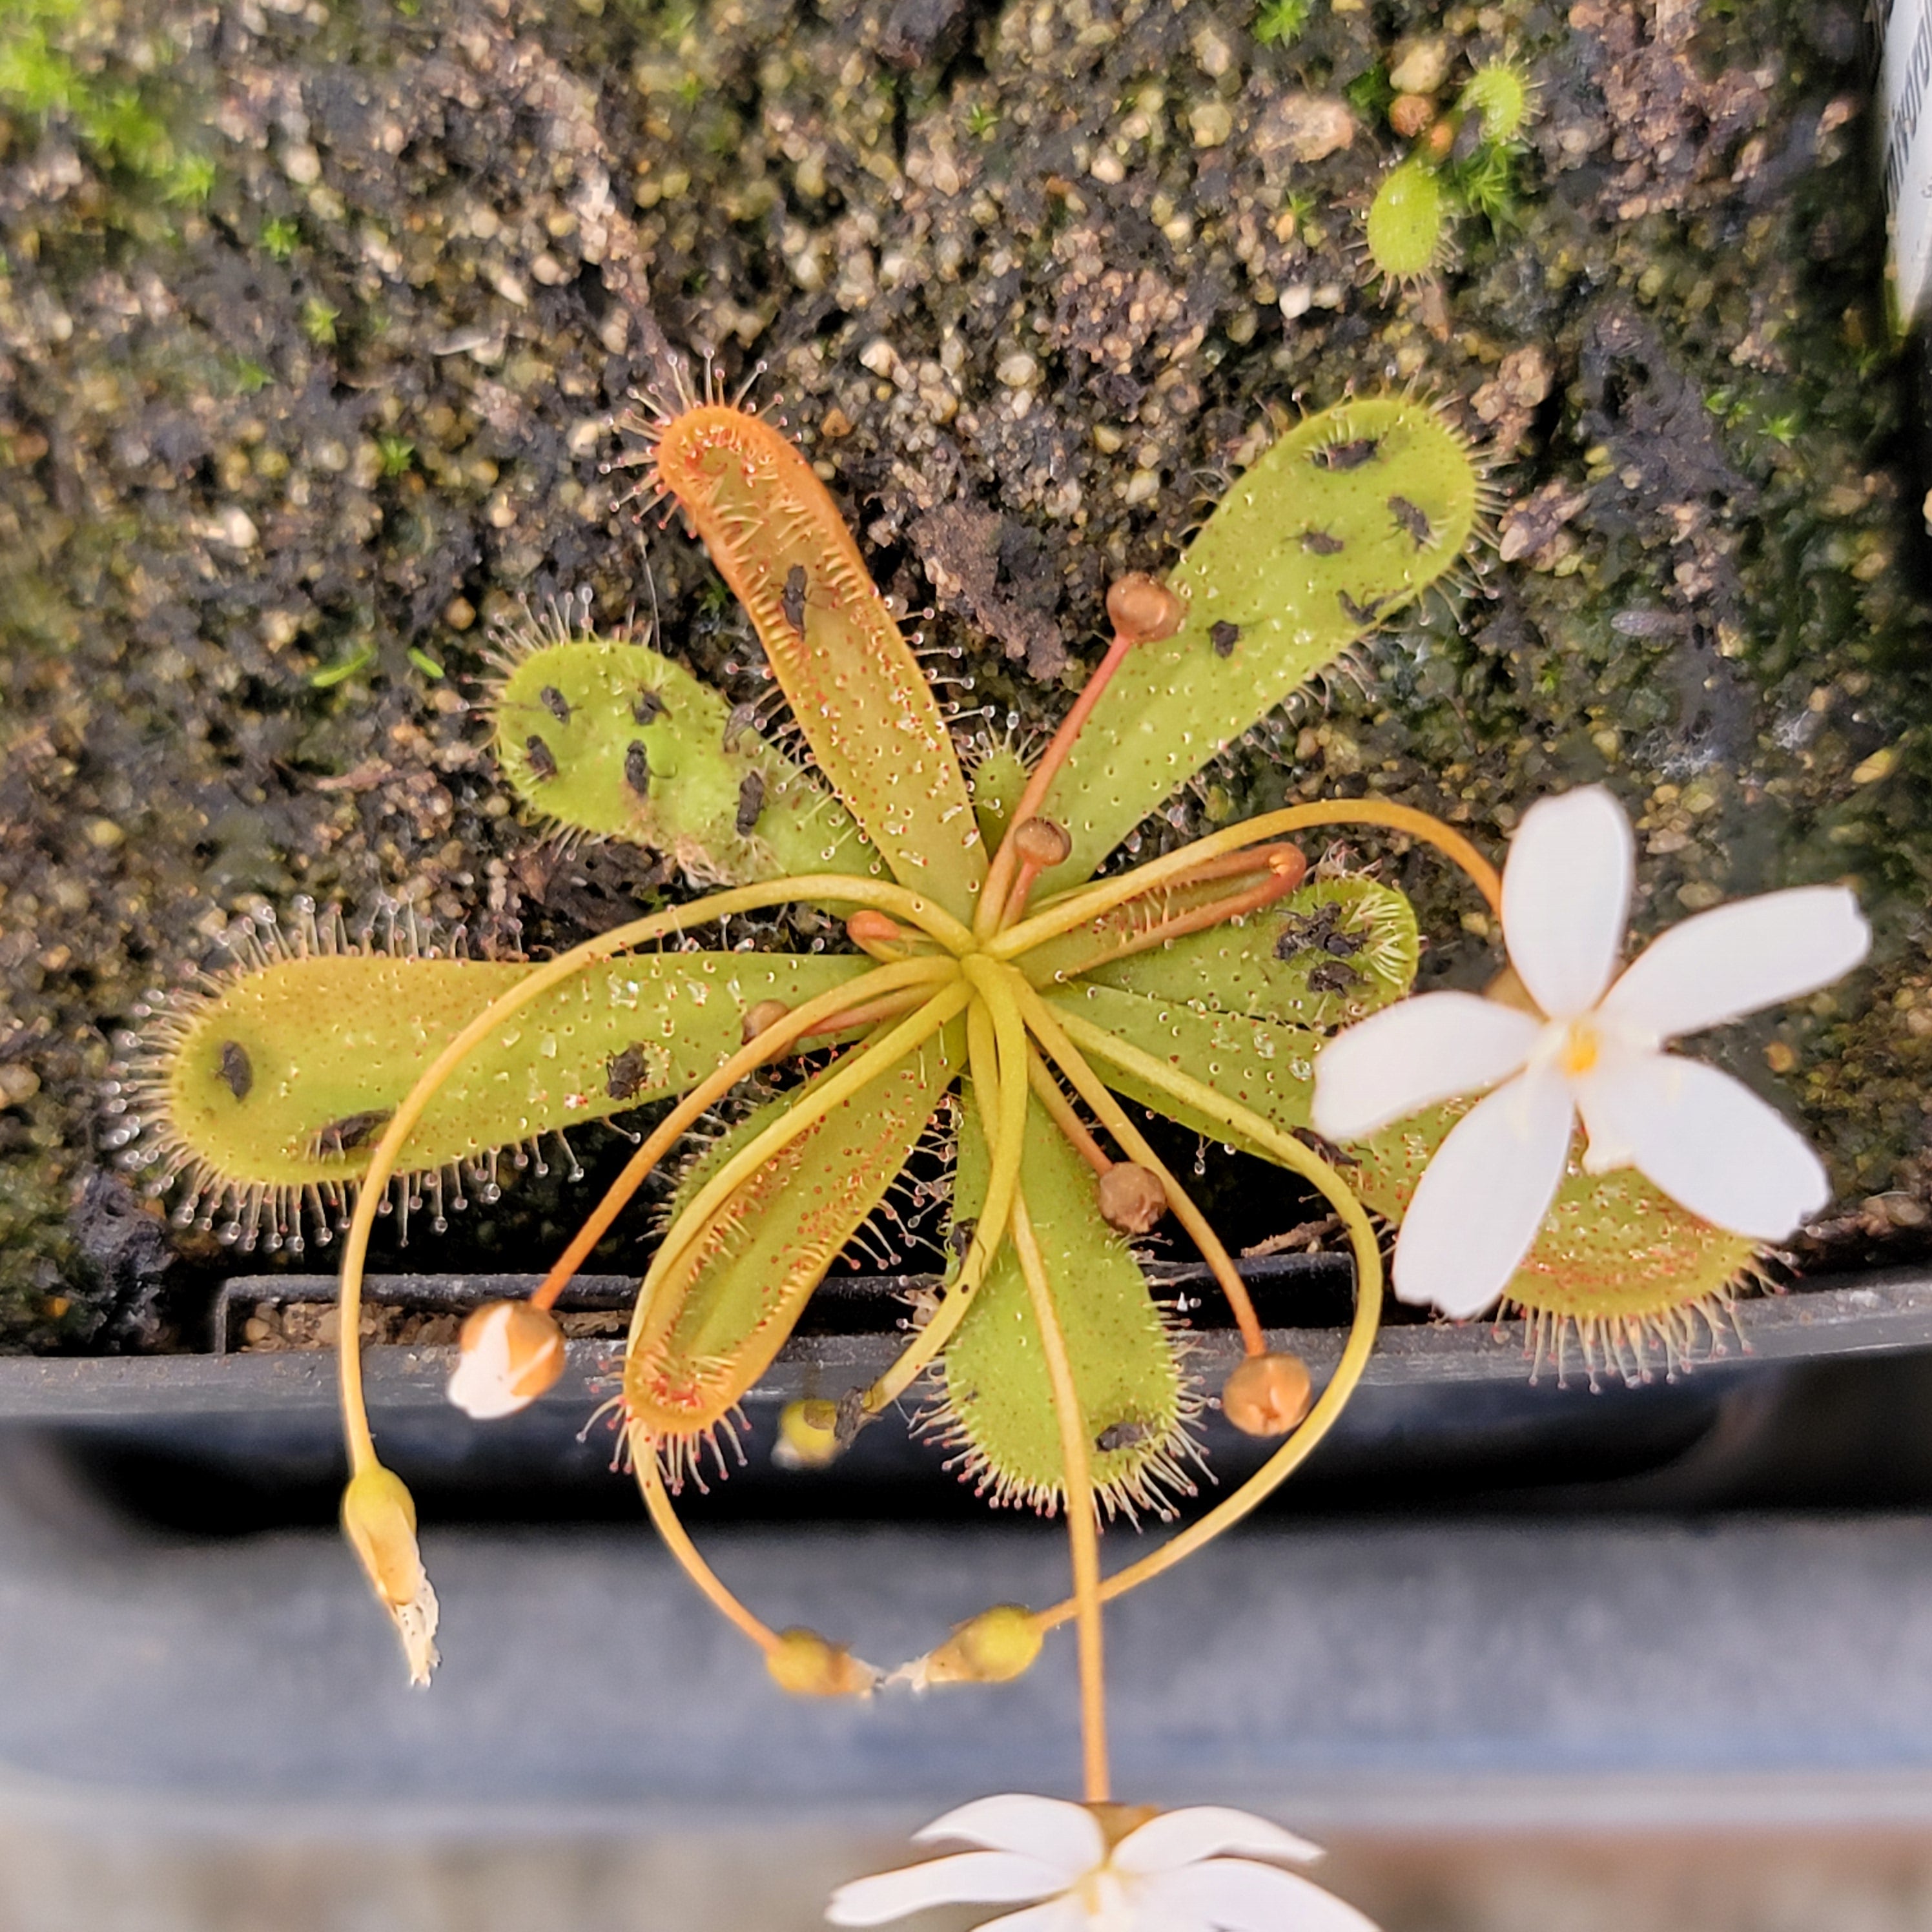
118,369,1855,1816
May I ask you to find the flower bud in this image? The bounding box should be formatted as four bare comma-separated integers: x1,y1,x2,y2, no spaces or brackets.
919,1604,1043,1685
766,1627,878,1698
447,1299,566,1420
772,1397,841,1470
1220,1351,1313,1437
1011,816,1073,868
1105,573,1185,644
1096,1162,1168,1235
341,1464,440,1685
847,909,910,957
741,997,792,1045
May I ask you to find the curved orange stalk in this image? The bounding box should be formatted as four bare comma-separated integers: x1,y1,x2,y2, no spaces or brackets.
990,799,1503,961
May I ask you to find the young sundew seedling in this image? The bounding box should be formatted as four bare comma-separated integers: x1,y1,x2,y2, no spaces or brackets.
1363,157,1454,292
126,365,1817,1811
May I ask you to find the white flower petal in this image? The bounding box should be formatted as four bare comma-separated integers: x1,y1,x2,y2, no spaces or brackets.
827,1853,1067,1927
1392,1069,1574,1319
1572,1051,1830,1240
1599,886,1870,1043
1113,1808,1323,1876
974,1900,1088,1932
1142,1860,1384,1932
1501,786,1634,1020
1312,994,1539,1142
914,1796,1104,1878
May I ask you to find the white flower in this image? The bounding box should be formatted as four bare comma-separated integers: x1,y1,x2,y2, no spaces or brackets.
826,1793,1380,1932
1311,786,1869,1319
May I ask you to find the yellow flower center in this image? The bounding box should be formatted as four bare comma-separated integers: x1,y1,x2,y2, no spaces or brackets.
1561,1019,1601,1077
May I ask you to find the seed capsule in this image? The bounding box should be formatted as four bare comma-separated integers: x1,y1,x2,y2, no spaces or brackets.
447,1300,567,1420
765,1627,877,1698
772,1397,840,1470
918,1604,1043,1685
1096,1162,1168,1234
1012,816,1072,868
741,998,791,1045
1105,572,1184,644
1220,1350,1313,1437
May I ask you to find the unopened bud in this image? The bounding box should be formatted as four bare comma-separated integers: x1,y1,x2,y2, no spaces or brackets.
1389,92,1435,138
766,1627,878,1698
341,1464,440,1685
742,998,791,1045
447,1300,566,1419
1012,816,1072,868
920,1604,1043,1685
847,909,908,956
1423,116,1456,160
1097,1162,1168,1235
1105,572,1185,644
1220,1351,1313,1437
772,1397,841,1470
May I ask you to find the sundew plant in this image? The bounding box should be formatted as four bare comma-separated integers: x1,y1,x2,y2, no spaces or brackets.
121,365,1867,1911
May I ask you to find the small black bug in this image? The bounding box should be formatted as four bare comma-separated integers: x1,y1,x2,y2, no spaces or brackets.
1388,495,1433,546
1336,590,1384,626
781,564,807,633
218,1040,252,1101
1301,529,1346,555
1095,1419,1152,1453
1307,959,1364,995
1209,621,1242,659
624,740,650,797
314,1107,394,1156
539,684,572,723
632,688,666,725
525,734,558,781
735,770,767,836
1313,437,1379,471
606,1044,648,1102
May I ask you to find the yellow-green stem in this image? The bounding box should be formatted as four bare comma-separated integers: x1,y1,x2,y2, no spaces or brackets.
858,967,1030,1415
636,1445,779,1653
1010,1186,1110,1804
1027,1016,1385,1629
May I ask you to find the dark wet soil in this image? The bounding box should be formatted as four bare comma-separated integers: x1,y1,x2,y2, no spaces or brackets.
1,0,1927,1351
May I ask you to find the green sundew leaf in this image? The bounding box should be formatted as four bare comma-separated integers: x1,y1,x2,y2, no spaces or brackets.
491,628,879,889
626,1017,963,1435
1041,396,1481,887
157,949,871,1191
1042,981,1326,1155
1073,878,1418,1030
1349,1102,1757,1327
939,1095,1189,1518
